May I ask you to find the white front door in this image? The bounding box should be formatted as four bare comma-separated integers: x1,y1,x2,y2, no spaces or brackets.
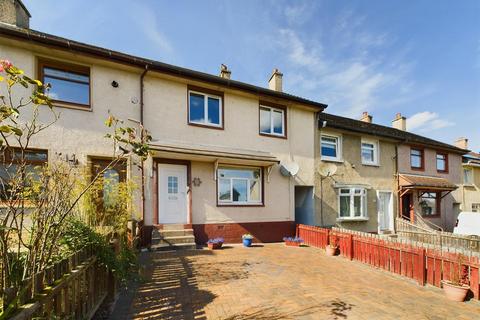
158,164,188,224
377,191,393,232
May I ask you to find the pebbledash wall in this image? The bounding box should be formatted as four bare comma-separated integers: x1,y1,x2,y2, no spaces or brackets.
397,145,463,231
0,35,319,244
142,73,318,243
315,127,398,233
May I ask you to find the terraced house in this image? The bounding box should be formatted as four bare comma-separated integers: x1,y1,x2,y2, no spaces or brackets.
315,112,467,234
457,138,480,213
0,1,326,247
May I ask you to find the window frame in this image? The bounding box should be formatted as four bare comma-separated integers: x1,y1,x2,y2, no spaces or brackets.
436,152,449,173
472,203,480,213
361,139,379,166
216,165,264,207
410,147,424,171
37,57,91,110
321,133,343,162
258,102,287,139
187,85,224,130
337,187,368,221
419,192,440,217
464,167,474,185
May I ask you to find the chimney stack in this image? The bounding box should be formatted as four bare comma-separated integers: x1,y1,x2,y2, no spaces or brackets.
0,0,31,28
392,113,407,131
219,64,231,79
360,111,372,123
455,137,468,150
268,68,283,92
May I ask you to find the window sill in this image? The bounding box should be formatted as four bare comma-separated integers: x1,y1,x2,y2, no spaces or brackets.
188,122,224,130
336,217,369,222
362,162,380,167
51,100,92,111
259,132,287,140
321,158,344,163
422,214,441,218
217,203,264,207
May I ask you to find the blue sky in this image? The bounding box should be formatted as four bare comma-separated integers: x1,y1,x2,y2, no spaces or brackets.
24,0,480,151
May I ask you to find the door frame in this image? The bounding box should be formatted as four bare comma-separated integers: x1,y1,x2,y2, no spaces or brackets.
377,190,394,233
153,158,192,226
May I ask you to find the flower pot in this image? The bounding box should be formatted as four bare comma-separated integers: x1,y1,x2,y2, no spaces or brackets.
208,242,223,250
243,238,253,247
326,246,338,256
442,280,469,302
285,241,300,247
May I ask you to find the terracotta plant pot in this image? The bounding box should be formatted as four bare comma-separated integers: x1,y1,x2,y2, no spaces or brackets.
325,245,338,256
442,280,469,302
207,242,223,250
285,241,301,247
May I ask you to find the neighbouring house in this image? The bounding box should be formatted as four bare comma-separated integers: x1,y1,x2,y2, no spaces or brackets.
315,112,467,233
456,138,480,213
315,112,398,234
0,1,327,245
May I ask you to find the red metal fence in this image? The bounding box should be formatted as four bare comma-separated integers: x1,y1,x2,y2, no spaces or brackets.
296,224,480,300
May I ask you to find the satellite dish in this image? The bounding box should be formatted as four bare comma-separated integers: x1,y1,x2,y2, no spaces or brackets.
280,162,300,177
317,163,337,177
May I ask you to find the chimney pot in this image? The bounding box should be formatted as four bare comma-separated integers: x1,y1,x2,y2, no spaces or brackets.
360,111,372,123
455,137,468,150
0,0,31,28
392,113,407,131
219,64,231,79
268,68,283,92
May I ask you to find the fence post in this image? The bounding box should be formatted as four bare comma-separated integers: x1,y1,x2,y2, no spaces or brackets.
348,234,354,260
418,248,426,286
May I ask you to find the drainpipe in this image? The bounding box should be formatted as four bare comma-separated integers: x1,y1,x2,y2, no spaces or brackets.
394,145,399,232
140,65,149,222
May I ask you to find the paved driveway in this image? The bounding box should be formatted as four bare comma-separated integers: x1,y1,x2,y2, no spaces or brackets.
115,244,480,319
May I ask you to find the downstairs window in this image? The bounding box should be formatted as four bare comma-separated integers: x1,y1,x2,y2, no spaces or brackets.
338,188,368,220
217,166,262,205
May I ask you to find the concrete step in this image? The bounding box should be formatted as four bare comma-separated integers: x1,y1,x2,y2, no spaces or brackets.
162,224,187,230
155,229,194,237
150,242,197,251
153,235,196,245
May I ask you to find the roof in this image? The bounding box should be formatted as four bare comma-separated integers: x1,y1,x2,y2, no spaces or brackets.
399,174,458,191
0,23,327,111
319,113,467,154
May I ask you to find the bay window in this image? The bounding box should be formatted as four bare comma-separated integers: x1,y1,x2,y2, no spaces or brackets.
338,187,368,220
217,166,262,205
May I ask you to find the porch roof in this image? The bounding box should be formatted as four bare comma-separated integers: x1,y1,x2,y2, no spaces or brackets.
398,174,458,191
149,140,279,166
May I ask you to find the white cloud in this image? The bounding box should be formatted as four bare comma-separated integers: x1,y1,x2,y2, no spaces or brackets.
407,111,455,132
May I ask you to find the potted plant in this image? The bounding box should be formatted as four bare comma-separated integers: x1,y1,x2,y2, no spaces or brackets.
441,256,470,302
283,236,304,247
242,234,254,247
207,237,224,250
326,236,338,256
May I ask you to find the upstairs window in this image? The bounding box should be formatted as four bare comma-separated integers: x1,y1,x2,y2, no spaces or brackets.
188,88,223,128
436,153,448,173
361,139,379,165
259,105,286,137
410,148,424,170
38,58,90,108
338,188,367,220
321,134,342,161
472,203,480,212
464,168,473,185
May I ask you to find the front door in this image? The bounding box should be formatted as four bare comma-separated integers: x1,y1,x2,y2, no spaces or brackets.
158,164,188,224
377,191,393,232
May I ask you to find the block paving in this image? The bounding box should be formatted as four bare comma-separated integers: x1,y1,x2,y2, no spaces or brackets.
115,243,480,319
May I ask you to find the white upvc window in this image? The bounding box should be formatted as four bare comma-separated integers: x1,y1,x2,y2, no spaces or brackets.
260,105,285,137
217,166,262,205
338,187,368,220
321,134,342,162
472,203,480,212
361,139,379,165
188,90,222,127
464,168,473,185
